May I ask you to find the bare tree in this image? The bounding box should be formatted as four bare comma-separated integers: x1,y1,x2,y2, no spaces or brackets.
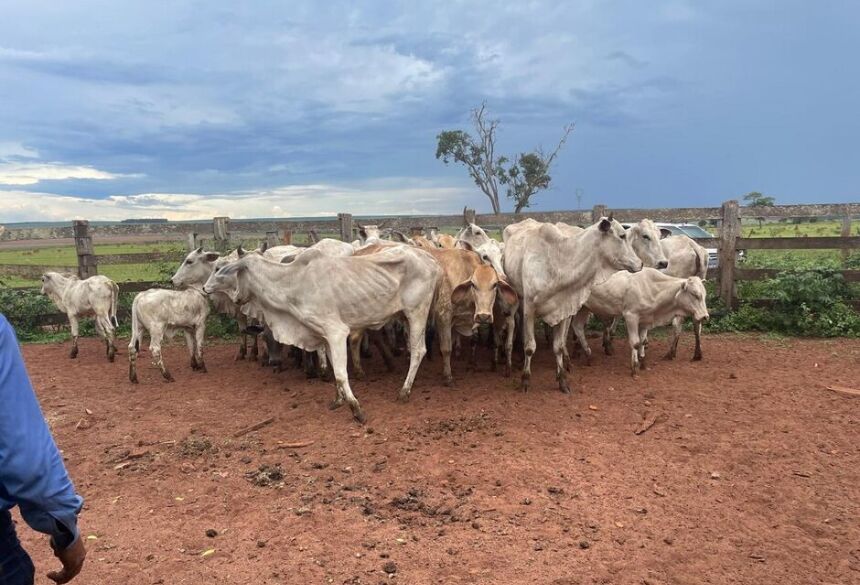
436,103,573,214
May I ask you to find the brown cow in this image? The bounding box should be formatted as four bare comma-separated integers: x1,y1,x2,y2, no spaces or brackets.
427,248,518,385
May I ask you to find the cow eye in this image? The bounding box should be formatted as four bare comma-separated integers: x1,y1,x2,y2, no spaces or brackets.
642,235,650,241
185,259,193,265
619,233,626,240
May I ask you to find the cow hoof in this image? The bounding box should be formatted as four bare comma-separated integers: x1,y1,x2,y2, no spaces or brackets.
235,354,246,362
352,408,367,425
443,377,454,387
129,375,138,384
354,370,366,380
663,352,675,361
108,354,115,363
163,373,175,383
692,353,703,362
520,380,530,393
198,363,207,373
69,351,78,359
503,366,512,378
397,391,411,403
328,400,344,411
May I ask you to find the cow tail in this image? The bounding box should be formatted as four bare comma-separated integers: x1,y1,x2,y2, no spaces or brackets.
130,298,141,352
110,281,120,327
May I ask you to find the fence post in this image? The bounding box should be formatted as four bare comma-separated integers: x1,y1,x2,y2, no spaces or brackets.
410,226,424,237
308,229,320,244
186,232,199,252
266,230,279,248
591,204,607,223
282,229,292,245
841,209,852,261
719,199,740,309
73,220,98,279
338,213,353,242
213,217,229,252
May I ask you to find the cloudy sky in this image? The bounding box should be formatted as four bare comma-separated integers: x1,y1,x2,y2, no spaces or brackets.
1,1,857,222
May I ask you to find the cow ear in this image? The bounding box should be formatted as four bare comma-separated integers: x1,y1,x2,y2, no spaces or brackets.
456,240,474,252
260,241,269,253
195,246,204,254
496,279,519,306
236,245,245,257
203,252,220,262
659,228,672,239
599,218,612,233
450,280,472,305
681,280,689,292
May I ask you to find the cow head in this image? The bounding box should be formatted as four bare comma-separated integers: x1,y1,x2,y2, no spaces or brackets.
203,258,248,304
457,238,506,279
451,264,518,325
356,223,382,244
674,276,710,322
597,216,643,273
171,247,220,289
627,219,669,270
39,271,68,296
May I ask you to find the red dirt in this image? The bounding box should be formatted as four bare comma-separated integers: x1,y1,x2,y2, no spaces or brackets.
15,334,860,584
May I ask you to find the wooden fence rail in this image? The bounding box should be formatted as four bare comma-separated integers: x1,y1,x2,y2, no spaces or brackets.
2,200,858,327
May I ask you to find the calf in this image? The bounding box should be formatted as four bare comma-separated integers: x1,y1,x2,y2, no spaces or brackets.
40,272,119,361
128,286,210,383
570,269,709,376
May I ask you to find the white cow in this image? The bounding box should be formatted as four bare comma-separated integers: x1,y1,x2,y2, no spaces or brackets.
578,219,670,357
203,245,440,423
128,286,210,383
40,272,119,361
503,217,643,393
569,269,709,375
624,227,708,360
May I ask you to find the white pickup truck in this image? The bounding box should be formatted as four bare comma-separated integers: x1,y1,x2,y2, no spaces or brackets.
654,223,720,269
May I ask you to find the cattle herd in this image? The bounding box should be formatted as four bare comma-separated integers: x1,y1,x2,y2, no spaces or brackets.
39,214,710,423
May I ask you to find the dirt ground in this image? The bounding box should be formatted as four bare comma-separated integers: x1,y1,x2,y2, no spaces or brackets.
15,333,860,585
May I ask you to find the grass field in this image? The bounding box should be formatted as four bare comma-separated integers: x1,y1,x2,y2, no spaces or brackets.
1,220,857,288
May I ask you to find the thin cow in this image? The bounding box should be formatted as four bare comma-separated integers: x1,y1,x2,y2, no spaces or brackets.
203,246,440,423
503,217,643,393
40,272,119,361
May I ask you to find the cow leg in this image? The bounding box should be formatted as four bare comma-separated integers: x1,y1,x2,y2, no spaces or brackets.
349,330,366,379
452,334,462,359
128,312,143,383
317,349,331,381
149,326,173,382
303,351,318,378
369,330,396,372
638,325,648,371
571,310,593,366
184,331,199,370
194,323,207,372
468,332,480,371
559,317,572,371
68,314,79,359
102,315,118,362
552,323,572,394
504,311,516,378
602,317,615,356
328,334,365,423
398,312,429,402
626,314,641,377
437,316,454,386
360,333,372,359
249,333,259,361
664,316,681,360
520,306,537,392
692,319,703,361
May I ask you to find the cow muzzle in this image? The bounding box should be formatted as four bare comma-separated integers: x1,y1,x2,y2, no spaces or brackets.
656,260,668,270
475,313,493,325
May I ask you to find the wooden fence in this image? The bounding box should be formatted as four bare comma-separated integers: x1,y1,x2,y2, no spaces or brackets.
2,200,858,326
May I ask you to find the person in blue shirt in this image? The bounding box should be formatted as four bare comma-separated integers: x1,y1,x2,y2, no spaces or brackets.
1,314,86,585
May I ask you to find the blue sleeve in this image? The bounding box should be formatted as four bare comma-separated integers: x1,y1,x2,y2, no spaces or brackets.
0,314,84,550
